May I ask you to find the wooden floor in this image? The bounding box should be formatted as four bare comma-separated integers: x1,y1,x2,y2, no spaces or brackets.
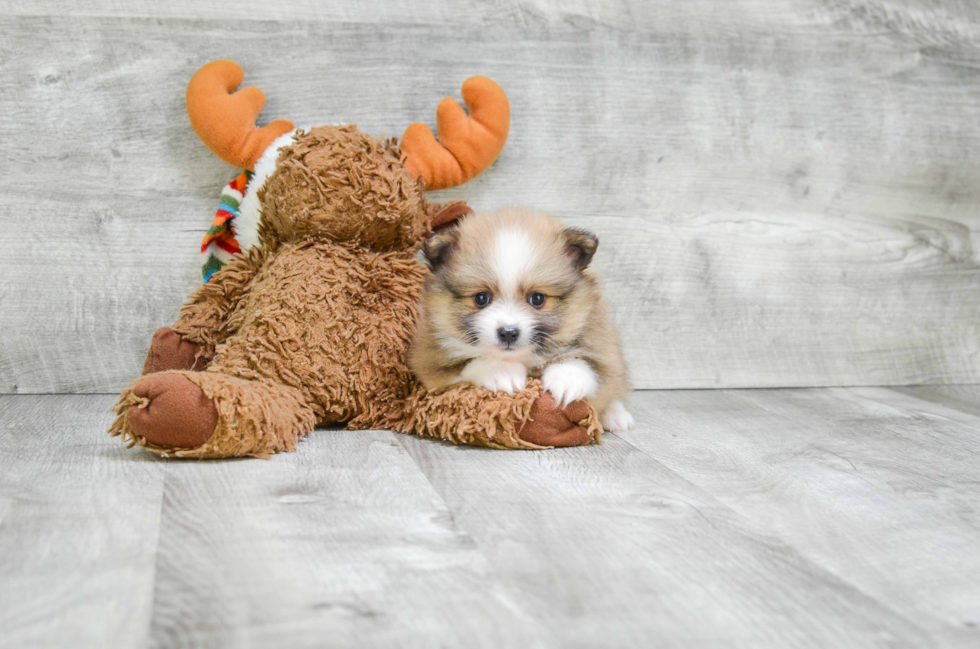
1,387,978,647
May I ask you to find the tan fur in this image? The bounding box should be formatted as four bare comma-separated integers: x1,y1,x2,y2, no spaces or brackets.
108,128,602,458
410,208,630,414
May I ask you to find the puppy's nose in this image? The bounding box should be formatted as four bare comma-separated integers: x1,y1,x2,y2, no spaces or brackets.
497,326,520,345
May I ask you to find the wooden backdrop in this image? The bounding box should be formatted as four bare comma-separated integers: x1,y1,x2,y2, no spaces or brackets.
1,0,978,393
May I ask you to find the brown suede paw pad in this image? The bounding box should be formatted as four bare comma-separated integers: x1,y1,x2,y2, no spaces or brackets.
518,393,597,447
126,373,218,449
143,327,206,375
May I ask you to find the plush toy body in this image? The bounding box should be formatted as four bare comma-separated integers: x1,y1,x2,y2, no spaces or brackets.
109,61,600,458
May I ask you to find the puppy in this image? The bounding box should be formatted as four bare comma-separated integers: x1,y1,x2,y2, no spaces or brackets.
409,208,634,432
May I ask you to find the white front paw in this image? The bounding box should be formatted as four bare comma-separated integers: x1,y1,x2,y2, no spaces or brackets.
601,400,635,432
461,358,527,394
480,367,527,393
542,360,598,407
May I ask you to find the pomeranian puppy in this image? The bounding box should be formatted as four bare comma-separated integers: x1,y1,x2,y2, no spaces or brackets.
409,208,634,432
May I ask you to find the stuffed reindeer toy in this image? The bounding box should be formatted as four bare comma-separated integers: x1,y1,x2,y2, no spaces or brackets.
109,60,601,458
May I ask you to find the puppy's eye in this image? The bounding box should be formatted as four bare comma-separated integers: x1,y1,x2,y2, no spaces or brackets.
527,292,546,308
473,291,492,308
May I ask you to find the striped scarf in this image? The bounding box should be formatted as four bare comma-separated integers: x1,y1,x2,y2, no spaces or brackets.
201,171,252,281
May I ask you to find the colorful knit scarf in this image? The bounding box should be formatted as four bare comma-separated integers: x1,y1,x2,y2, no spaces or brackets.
201,171,252,281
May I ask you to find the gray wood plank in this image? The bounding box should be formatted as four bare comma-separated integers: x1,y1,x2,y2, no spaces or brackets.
3,0,979,44
0,0,525,24
2,14,980,392
148,429,544,648
396,431,936,646
893,384,980,418
621,387,980,646
0,394,164,649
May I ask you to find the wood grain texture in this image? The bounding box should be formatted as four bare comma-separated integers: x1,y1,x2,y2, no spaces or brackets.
0,394,164,649
893,384,980,418
0,0,524,24
1,387,979,646
1,3,979,392
622,387,980,646
396,432,935,646
3,0,979,42
147,429,542,648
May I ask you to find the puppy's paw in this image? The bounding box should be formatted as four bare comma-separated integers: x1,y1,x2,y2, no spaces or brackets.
601,400,635,432
481,368,527,394
462,358,527,394
542,360,598,407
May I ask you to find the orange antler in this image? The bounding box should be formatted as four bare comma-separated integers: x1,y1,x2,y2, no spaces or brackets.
401,77,510,191
185,60,294,170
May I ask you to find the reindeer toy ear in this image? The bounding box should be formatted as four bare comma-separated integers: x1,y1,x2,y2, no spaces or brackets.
401,77,510,191
185,60,295,170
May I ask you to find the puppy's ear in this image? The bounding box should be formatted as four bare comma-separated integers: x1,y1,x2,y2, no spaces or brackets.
429,200,474,231
563,228,598,269
422,227,460,271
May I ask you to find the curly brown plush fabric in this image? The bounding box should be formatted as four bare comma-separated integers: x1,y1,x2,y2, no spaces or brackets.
261,126,429,252
399,379,600,450
109,125,601,458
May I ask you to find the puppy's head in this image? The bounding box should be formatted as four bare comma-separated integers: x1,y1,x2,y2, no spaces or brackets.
421,208,598,362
